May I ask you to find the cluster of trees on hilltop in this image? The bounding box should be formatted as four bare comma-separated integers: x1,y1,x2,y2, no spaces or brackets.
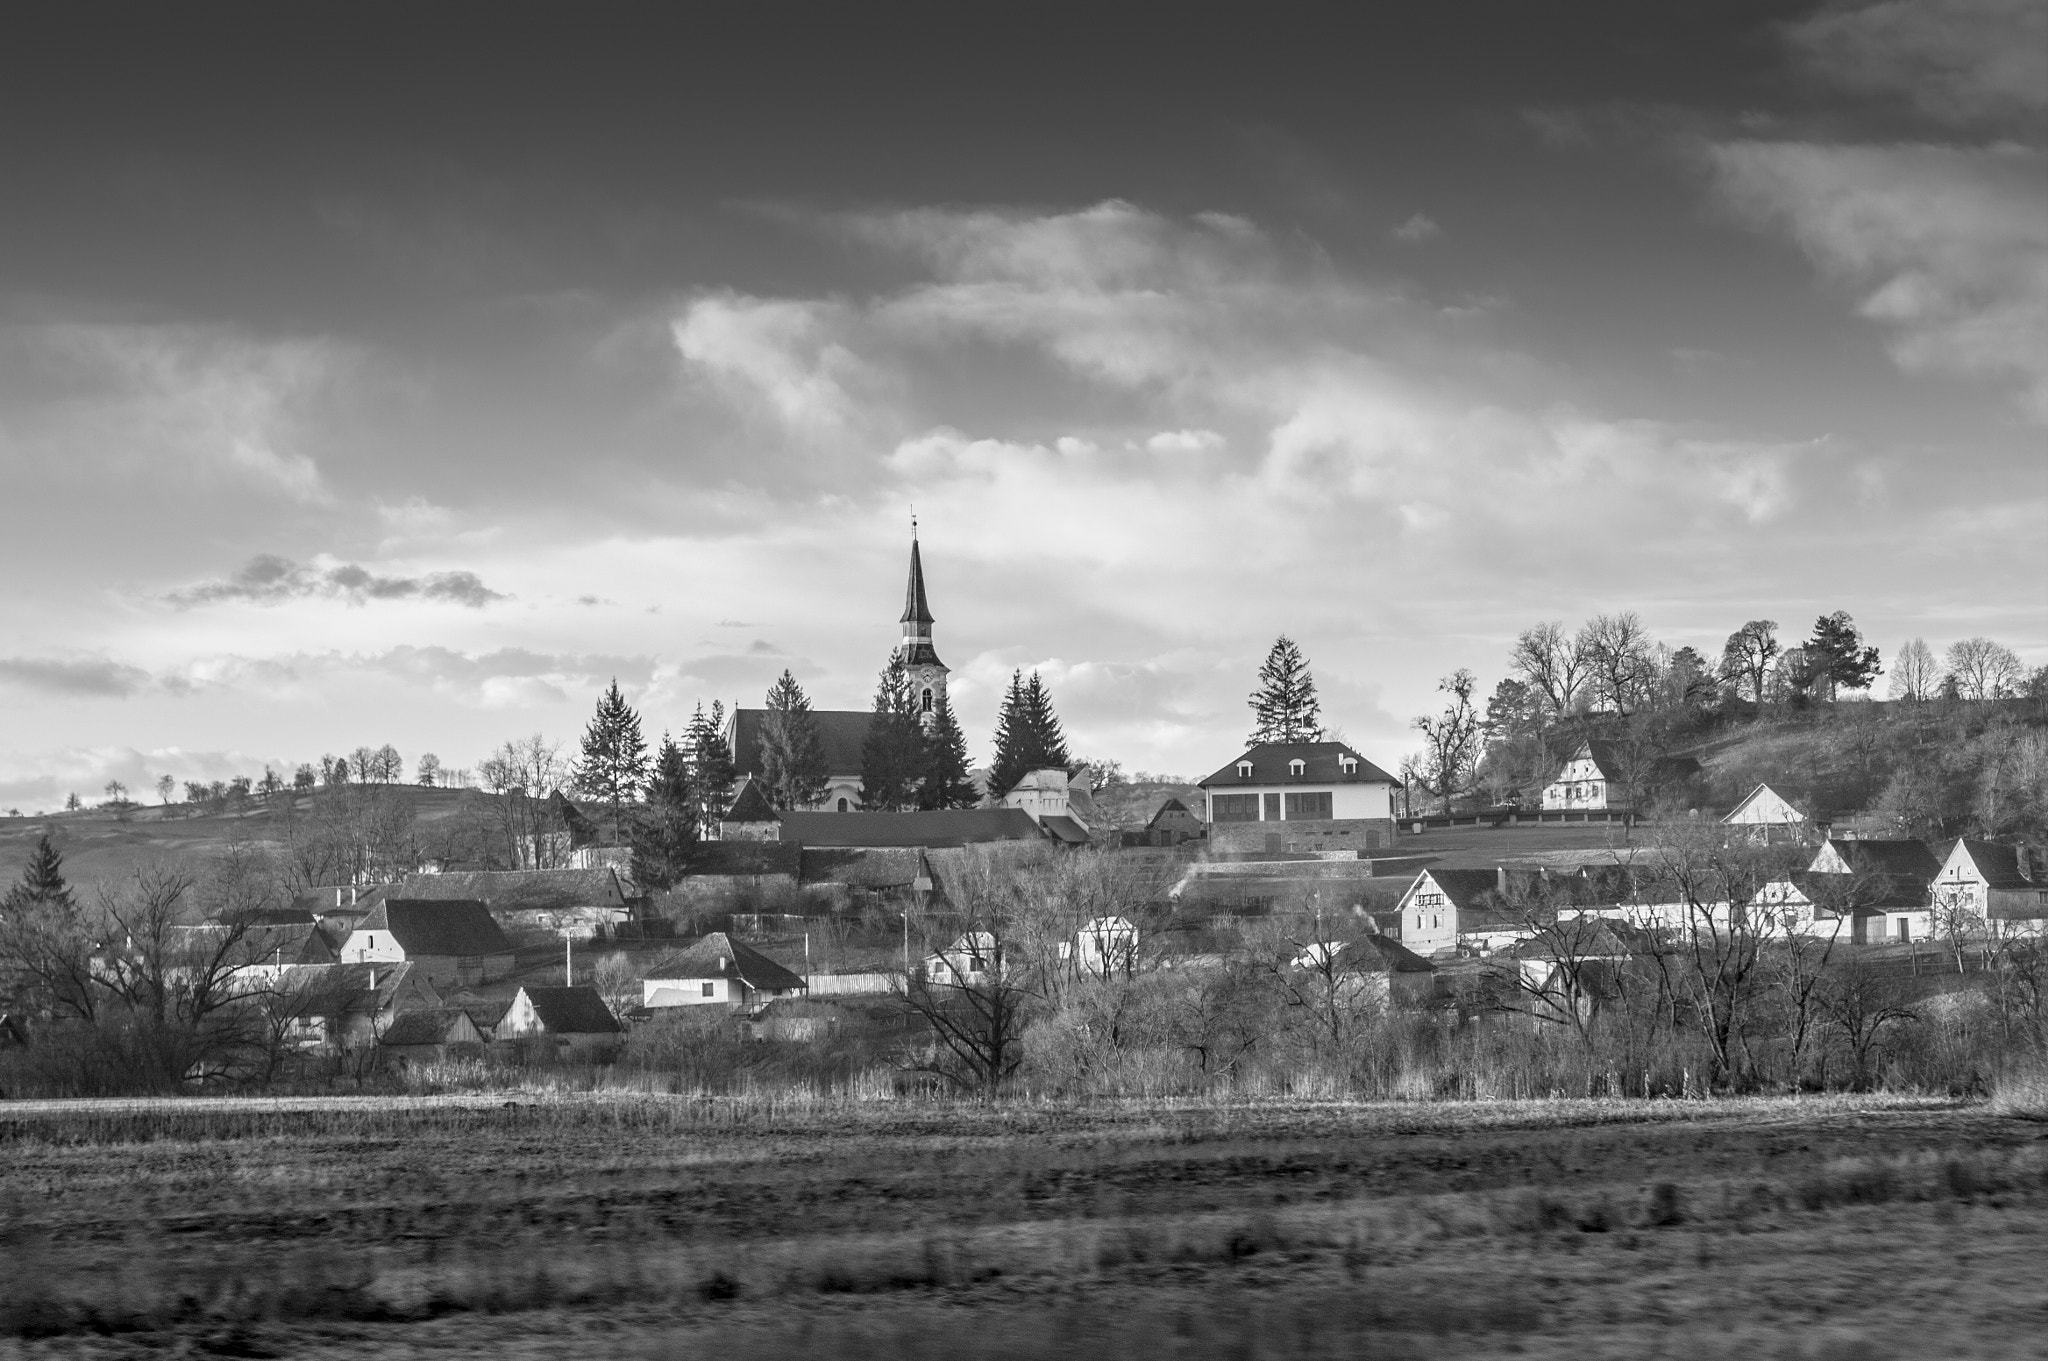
1392,610,2046,842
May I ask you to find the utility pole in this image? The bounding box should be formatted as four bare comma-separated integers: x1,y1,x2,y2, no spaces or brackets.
564,935,572,986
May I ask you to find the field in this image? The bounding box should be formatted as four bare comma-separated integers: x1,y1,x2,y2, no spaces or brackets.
4,1093,2046,1358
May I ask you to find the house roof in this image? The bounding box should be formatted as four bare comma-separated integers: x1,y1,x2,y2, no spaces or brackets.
730,708,874,780
357,899,515,958
395,869,625,912
516,985,624,1035
722,777,780,824
1147,797,1199,828
1410,868,1516,913
381,1008,483,1047
1040,815,1092,844
777,808,1045,849
1506,919,1639,960
801,846,930,889
686,841,803,878
1807,839,1941,911
1345,935,1436,974
646,932,807,993
1948,839,2033,890
1198,741,1398,788
275,961,433,1017
1819,838,1941,881
1724,782,1807,823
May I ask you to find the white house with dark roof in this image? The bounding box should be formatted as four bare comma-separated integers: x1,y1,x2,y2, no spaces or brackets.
1723,783,1808,833
1933,839,2046,933
1540,740,1622,811
498,985,626,1054
339,900,517,988
1196,741,1400,855
641,932,808,1011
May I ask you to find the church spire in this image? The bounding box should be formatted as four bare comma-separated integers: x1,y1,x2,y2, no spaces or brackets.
901,530,935,628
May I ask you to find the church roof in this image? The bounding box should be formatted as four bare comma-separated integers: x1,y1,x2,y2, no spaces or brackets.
902,537,935,626
722,776,780,824
730,708,874,780
778,808,1045,849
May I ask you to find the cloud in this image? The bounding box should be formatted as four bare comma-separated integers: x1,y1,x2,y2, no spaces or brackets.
167,555,508,608
0,657,154,699
1710,140,2048,419
670,292,869,433
1788,0,2048,126
0,324,343,504
1390,213,1442,243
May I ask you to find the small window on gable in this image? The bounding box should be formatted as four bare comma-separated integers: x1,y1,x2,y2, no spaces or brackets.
1339,754,1357,774
1289,759,1305,776
1237,761,1253,778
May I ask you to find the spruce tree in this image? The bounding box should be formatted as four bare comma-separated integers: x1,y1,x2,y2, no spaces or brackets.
759,670,828,810
989,670,1071,796
1248,635,1323,745
685,701,737,837
1806,611,1882,699
630,732,698,892
3,834,74,913
572,679,650,837
860,650,926,810
918,690,979,809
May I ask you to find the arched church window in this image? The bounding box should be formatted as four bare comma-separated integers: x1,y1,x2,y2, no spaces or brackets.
921,687,933,713
837,798,849,812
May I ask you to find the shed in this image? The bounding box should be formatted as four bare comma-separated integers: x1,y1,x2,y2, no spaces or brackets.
498,985,626,1054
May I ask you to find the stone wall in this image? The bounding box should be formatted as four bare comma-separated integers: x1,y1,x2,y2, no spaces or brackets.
1208,817,1397,856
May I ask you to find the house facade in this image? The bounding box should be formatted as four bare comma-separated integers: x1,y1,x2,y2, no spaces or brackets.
641,932,808,1011
1722,783,1811,841
1805,838,1940,943
1933,839,2046,934
1540,741,1622,811
1393,867,1534,956
497,985,625,1054
1197,741,1399,855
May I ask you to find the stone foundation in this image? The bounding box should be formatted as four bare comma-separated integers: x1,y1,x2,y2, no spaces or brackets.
1208,817,1397,855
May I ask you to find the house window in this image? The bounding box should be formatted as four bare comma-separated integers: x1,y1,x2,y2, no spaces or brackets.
1237,761,1254,778
1211,794,1259,822
1289,759,1305,776
1263,793,1282,821
702,982,715,997
1285,791,1332,820
1339,756,1356,774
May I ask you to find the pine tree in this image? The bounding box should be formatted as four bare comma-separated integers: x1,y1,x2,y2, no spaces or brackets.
860,650,926,810
989,670,1071,796
685,701,737,837
3,834,75,913
1805,611,1882,699
758,670,828,810
1248,636,1323,745
630,732,698,892
918,690,979,809
571,679,650,836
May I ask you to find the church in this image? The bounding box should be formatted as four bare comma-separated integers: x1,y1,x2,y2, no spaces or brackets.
724,534,950,813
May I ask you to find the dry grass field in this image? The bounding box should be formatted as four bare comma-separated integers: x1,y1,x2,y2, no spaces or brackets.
3,1093,2045,1359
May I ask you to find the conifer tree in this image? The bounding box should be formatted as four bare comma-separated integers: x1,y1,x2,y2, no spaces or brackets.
989,669,1072,796
571,679,650,837
1248,636,1324,744
758,670,828,810
860,650,926,810
630,732,698,892
918,690,979,809
3,834,75,913
685,701,737,837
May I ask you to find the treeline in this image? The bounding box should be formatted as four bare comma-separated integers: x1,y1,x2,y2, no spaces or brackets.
1398,611,2046,840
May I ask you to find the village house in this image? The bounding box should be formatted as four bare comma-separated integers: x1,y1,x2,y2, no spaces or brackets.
1294,936,1436,1008
339,899,516,989
273,961,443,1052
378,1007,488,1062
1392,867,1540,956
497,985,625,1055
1132,796,1206,847
1933,839,2046,935
1721,783,1815,842
999,767,1100,842
394,867,634,941
718,778,782,841
641,932,808,1011
1807,838,1940,943
1059,916,1138,977
925,930,999,987
1540,740,1622,812
1197,741,1400,855
1499,920,1641,1026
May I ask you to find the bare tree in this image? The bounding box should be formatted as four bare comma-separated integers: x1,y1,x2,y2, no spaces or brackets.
1510,621,1588,716
1887,637,1940,703
1639,823,1783,1089
1580,612,1658,717
1946,637,2022,701
154,774,176,806
1410,669,1481,814
1720,620,1780,706
1817,954,1917,1091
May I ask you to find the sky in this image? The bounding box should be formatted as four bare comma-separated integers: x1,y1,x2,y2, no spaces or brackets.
1,0,2043,809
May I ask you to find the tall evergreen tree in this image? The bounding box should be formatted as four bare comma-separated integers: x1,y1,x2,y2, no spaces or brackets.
758,670,828,810
2,834,74,913
571,679,650,836
989,669,1072,796
918,690,979,809
1248,636,1324,744
1805,611,1882,699
685,701,737,837
630,732,698,892
860,650,927,810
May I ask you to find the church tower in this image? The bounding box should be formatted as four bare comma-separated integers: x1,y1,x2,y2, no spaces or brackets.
899,528,948,730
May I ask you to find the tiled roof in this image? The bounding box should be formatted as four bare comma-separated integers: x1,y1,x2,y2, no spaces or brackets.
517,985,624,1035
395,869,625,911
1198,741,1399,788
722,777,780,824
688,841,802,877
1040,815,1092,844
730,708,874,780
358,900,515,958
1951,839,2033,890
1346,935,1435,974
646,933,806,993
777,808,1044,849
381,1009,482,1047
801,847,929,889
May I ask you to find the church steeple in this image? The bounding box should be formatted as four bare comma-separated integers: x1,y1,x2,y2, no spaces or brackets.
897,523,947,726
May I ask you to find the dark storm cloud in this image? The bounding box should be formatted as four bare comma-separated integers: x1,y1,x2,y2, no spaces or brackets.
0,657,155,698
168,555,506,608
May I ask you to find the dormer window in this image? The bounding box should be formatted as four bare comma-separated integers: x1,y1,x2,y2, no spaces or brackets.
1289,759,1305,776
1237,761,1253,778
1339,755,1357,774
